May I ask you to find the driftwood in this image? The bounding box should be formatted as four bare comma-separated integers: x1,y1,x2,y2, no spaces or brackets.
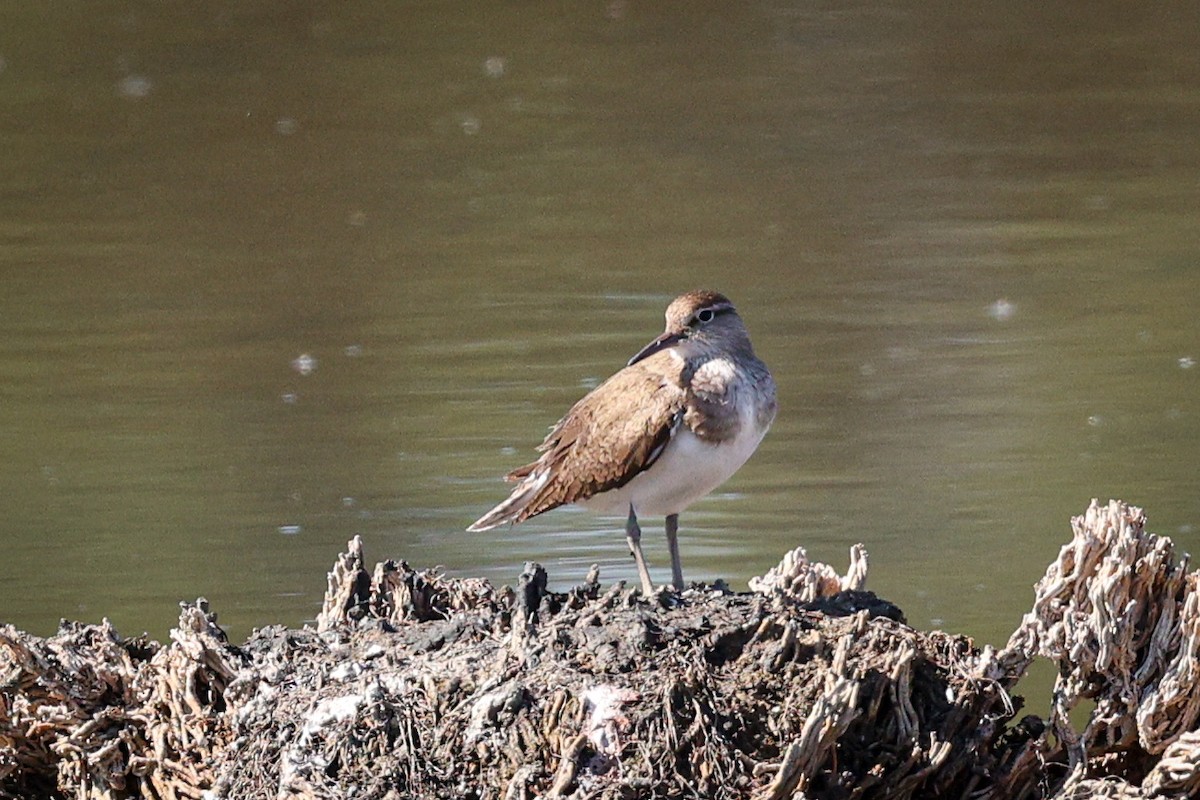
2,499,1200,798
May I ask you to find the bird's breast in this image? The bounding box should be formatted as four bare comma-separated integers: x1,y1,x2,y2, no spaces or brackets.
578,403,768,518
684,355,775,444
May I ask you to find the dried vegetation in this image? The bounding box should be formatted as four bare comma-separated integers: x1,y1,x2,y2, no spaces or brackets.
3,500,1200,798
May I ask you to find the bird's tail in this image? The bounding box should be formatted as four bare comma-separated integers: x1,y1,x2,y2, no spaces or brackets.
466,468,551,531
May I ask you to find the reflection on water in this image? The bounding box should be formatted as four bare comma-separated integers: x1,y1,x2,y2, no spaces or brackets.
1,3,1199,667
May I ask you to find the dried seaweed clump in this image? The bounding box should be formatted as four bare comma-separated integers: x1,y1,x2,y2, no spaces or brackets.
7,500,1200,799
211,537,1031,799
1002,498,1200,797
0,600,242,799
749,543,869,600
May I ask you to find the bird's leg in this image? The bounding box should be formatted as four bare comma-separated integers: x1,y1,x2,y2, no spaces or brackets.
625,504,656,595
665,513,684,591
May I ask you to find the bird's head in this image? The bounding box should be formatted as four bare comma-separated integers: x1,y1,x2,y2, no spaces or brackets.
627,290,750,366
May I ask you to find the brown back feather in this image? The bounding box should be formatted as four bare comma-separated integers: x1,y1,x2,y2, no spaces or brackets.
502,354,687,522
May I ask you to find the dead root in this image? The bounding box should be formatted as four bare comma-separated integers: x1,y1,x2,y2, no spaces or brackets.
3,500,1200,798
1,599,242,800
1002,499,1200,795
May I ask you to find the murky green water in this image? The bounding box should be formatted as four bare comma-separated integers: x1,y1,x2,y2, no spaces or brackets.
2,2,1198,668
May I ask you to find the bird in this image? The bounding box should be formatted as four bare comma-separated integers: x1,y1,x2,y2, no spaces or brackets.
467,290,776,595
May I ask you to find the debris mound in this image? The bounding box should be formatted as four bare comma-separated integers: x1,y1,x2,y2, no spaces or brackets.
3,500,1200,799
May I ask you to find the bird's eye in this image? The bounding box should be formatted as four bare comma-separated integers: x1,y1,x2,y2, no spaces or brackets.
696,308,715,324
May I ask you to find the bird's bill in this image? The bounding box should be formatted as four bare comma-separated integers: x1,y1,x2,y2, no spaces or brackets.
627,330,684,366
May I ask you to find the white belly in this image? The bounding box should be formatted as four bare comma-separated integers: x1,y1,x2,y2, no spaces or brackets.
578,410,768,518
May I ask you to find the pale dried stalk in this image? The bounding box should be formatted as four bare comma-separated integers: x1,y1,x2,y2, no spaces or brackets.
749,544,869,599
1003,498,1200,791
753,633,862,800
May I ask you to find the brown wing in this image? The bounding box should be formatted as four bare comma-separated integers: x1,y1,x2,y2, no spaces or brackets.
467,357,686,530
